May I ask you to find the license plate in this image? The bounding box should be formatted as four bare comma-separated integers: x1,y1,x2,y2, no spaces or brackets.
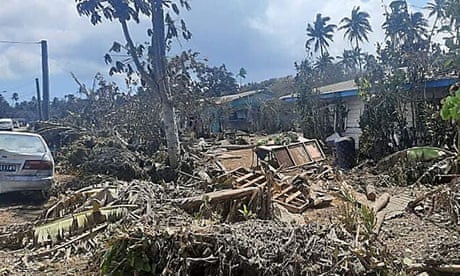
0,164,16,172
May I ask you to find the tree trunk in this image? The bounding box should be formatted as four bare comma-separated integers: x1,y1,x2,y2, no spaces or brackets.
151,0,180,168
162,100,180,167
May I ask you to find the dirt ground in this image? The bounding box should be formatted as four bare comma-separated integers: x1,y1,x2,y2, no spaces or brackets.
0,169,459,274
0,174,95,275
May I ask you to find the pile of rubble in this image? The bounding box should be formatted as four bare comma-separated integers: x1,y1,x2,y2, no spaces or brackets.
0,128,459,275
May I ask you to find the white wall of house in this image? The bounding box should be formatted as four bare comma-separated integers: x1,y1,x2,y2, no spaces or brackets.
343,96,364,149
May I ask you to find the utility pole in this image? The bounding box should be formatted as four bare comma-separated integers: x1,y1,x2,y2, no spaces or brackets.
35,78,42,120
41,40,50,120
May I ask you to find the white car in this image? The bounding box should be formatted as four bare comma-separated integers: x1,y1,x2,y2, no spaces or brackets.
0,118,13,131
0,131,54,199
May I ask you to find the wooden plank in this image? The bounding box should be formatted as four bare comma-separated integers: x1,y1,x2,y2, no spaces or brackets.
175,187,260,211
235,172,254,183
274,200,309,213
273,186,294,199
286,191,302,204
240,175,266,188
218,167,246,178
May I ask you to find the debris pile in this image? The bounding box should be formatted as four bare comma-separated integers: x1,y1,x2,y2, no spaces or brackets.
101,221,399,275
0,126,459,275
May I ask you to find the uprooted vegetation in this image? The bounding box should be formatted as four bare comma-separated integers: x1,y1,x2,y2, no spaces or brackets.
0,117,459,275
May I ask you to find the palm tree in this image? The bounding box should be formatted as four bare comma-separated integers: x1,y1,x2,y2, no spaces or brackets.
425,0,447,40
314,53,335,78
407,12,429,45
445,0,460,44
382,0,410,47
11,92,19,106
337,49,358,75
339,6,373,50
306,13,336,56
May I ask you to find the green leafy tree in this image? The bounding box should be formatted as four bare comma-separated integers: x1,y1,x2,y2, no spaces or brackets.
197,64,238,97
294,59,332,140
75,0,192,168
441,83,460,152
306,13,337,56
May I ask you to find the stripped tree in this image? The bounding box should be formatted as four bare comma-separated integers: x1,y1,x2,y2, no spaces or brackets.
75,0,192,168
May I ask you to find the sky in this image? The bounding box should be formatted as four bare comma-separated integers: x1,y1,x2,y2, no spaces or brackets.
0,0,430,102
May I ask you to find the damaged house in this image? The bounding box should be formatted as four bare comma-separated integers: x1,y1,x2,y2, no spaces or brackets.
211,89,274,132
280,77,458,149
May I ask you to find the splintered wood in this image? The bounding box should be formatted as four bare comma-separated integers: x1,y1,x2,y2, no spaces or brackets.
224,168,313,213
226,168,268,189
273,186,310,213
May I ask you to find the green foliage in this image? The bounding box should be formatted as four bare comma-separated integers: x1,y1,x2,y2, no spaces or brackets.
102,233,159,275
441,84,460,154
238,204,256,220
359,204,376,236
440,87,460,122
338,202,359,233
406,146,449,161
339,187,375,237
294,59,333,140
359,72,409,160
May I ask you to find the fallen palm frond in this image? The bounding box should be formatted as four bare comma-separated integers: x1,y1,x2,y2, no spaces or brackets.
34,205,134,245
101,221,400,275
43,186,118,219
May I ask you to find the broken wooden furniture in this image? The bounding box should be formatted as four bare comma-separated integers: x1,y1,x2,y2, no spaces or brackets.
220,167,332,213
254,140,326,171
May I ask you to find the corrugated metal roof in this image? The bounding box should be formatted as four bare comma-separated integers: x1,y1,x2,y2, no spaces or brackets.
278,80,358,101
279,77,457,102
214,89,265,105
317,80,358,94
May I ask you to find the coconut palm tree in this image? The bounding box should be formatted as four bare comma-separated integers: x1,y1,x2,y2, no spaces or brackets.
313,53,335,79
382,0,410,47
306,13,337,56
11,92,19,106
445,0,460,44
425,0,447,40
339,6,373,50
337,49,360,75
407,12,429,45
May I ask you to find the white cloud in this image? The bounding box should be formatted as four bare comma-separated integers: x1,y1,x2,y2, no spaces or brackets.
249,0,388,61
0,0,442,98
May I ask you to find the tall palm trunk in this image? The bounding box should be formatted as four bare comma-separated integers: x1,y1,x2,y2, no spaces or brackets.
355,38,362,73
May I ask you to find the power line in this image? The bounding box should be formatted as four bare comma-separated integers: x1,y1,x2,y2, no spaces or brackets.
0,40,40,45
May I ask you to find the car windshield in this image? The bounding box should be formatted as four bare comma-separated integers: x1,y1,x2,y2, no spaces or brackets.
0,122,12,127
0,134,46,153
